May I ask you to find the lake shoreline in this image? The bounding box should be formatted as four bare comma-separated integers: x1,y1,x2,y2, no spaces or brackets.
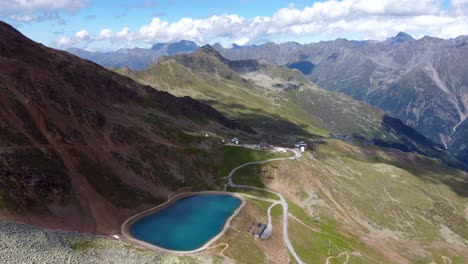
120,191,245,254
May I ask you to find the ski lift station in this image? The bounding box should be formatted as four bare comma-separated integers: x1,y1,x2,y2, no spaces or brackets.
295,141,307,152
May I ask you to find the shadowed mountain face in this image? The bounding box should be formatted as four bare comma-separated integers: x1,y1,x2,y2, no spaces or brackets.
0,22,242,233
66,40,199,70
214,34,468,164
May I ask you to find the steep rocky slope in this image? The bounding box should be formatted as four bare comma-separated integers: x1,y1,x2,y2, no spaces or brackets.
214,34,468,163
0,21,244,233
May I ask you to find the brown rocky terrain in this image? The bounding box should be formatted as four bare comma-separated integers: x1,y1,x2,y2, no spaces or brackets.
0,21,245,234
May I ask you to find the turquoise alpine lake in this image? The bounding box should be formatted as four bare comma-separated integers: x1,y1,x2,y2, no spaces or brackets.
130,194,241,251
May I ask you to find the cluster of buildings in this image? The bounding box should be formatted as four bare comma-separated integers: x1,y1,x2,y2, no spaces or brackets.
227,137,312,153
256,142,273,150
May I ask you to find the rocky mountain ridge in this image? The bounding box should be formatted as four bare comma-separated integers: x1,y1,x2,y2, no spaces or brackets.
214,33,468,163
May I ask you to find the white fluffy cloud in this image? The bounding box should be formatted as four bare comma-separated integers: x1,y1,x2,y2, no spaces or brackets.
55,0,468,50
0,0,87,22
138,15,247,44
75,29,89,40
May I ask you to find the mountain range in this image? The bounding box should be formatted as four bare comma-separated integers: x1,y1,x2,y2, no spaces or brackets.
67,40,199,70
213,33,468,164
68,33,468,165
117,44,465,168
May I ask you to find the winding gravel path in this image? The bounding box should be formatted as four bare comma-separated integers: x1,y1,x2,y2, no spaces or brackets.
227,147,304,264
262,202,279,239
326,252,349,264
206,243,232,263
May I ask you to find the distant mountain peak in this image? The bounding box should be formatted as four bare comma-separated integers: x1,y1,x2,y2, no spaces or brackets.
395,31,414,39
390,32,415,44
166,40,199,55
212,43,223,50
151,40,199,52
198,44,228,62
231,43,242,49
200,44,219,55
150,42,165,51
178,40,198,46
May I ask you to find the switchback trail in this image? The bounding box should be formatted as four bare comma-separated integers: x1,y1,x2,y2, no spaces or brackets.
206,243,232,263
326,252,349,264
227,147,304,264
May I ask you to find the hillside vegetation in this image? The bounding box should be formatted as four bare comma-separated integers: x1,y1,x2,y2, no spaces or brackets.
228,140,468,263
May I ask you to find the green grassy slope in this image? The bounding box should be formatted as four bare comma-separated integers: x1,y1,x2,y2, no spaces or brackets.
117,58,327,139
229,140,468,263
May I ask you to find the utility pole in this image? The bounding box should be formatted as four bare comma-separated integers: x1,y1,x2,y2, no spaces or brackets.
328,239,332,255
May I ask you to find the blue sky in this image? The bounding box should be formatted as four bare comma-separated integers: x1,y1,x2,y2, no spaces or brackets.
1,0,466,51
6,0,312,47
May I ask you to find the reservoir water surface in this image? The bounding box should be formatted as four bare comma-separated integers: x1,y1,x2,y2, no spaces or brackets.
130,194,241,251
